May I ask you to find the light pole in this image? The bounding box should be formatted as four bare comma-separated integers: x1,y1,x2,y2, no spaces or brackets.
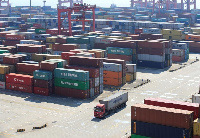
30,0,31,22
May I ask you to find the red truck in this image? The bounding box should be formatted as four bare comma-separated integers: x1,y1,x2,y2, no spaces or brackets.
94,92,128,119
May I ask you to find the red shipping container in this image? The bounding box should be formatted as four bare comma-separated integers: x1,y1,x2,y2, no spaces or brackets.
16,63,40,74
54,87,89,99
52,44,79,52
46,29,58,36
65,65,100,78
6,34,25,40
131,104,193,129
34,87,52,96
34,79,53,89
3,56,20,65
39,61,57,71
6,83,33,93
6,73,33,86
3,40,20,46
61,52,76,60
194,136,200,138
107,54,132,62
135,29,143,34
144,98,200,120
69,56,103,68
33,24,42,28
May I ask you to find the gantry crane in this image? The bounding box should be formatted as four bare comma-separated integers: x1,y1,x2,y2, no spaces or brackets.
58,0,83,8
181,0,196,11
57,3,96,36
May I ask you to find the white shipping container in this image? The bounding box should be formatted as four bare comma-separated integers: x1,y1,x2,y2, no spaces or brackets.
99,84,103,94
95,77,100,87
172,49,184,56
0,81,5,89
172,43,187,50
90,88,94,98
103,62,122,72
138,54,165,62
192,94,200,103
126,64,137,73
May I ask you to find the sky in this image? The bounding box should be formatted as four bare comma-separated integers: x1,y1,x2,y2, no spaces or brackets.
9,0,200,8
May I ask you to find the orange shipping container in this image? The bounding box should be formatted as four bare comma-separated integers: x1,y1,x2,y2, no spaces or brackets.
103,77,122,86
185,34,200,41
103,71,122,78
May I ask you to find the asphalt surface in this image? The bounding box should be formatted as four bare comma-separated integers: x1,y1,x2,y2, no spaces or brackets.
0,54,200,138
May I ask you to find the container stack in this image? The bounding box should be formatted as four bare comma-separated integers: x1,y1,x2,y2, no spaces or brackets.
125,64,136,82
33,61,56,96
109,41,137,64
172,42,189,61
66,56,103,96
131,104,193,138
54,68,90,99
6,73,33,93
0,65,9,89
172,49,185,62
137,40,165,69
106,47,133,64
103,62,122,86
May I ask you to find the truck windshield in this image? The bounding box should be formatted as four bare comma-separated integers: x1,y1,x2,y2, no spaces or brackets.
94,107,102,112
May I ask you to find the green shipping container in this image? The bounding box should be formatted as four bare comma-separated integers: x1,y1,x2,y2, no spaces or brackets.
0,50,9,54
131,134,151,138
107,47,133,56
35,29,46,34
54,78,89,90
54,68,89,81
33,70,53,80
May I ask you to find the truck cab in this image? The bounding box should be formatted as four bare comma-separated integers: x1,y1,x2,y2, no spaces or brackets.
94,104,105,118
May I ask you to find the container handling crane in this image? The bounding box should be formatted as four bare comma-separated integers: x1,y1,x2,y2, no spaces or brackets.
57,3,96,36
58,0,83,8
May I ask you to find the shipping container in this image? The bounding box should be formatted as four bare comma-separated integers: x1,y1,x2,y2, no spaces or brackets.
131,104,193,129
6,83,33,93
131,120,192,138
33,70,53,81
144,98,200,120
6,73,33,86
54,78,89,90
54,68,89,81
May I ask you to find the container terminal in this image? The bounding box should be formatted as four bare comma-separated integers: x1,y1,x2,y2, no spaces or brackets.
0,0,200,138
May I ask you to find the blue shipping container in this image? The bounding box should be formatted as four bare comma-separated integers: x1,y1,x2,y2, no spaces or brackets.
131,121,192,138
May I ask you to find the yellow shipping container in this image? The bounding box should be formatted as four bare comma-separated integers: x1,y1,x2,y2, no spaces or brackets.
171,30,182,36
0,64,15,73
193,118,200,136
49,44,53,49
0,66,9,74
163,35,171,40
124,37,132,40
172,35,182,41
46,55,62,60
46,37,57,43
162,29,172,35
126,73,133,82
32,54,50,62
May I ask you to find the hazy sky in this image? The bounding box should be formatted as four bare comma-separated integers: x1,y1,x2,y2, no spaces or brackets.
9,0,200,8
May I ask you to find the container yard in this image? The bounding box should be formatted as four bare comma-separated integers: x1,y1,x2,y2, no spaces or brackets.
0,0,200,138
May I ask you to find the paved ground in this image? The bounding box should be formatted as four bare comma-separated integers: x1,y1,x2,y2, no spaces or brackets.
0,54,200,138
